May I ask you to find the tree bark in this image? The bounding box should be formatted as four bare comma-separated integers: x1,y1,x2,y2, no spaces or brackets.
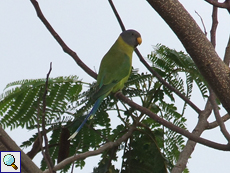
147,0,230,114
0,126,42,173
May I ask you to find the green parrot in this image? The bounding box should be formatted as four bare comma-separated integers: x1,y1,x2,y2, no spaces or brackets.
68,29,142,140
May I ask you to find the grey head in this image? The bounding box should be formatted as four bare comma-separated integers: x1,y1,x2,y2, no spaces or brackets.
120,29,142,48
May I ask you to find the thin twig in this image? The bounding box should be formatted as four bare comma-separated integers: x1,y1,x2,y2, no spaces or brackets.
42,62,55,172
195,11,207,36
115,103,128,126
135,49,202,114
108,0,125,31
209,90,230,142
207,113,230,129
36,93,44,164
70,141,82,173
30,0,97,79
210,3,218,48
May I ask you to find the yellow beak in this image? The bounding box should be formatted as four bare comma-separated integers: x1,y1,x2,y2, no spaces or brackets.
137,37,142,45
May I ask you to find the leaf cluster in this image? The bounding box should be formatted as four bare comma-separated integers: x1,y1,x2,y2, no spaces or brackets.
0,75,82,130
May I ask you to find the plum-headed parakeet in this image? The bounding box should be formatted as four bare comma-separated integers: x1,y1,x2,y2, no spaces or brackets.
68,29,142,140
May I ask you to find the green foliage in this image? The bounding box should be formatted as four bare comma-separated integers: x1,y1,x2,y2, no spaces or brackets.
0,76,82,130
0,45,208,173
121,129,167,173
148,44,208,115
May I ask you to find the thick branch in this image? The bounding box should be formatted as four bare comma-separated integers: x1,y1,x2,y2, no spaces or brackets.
173,3,224,171
147,0,230,115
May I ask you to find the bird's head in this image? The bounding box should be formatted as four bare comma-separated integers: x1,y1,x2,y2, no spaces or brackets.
120,29,142,48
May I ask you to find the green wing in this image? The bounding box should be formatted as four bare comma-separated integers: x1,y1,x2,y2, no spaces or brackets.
94,37,133,100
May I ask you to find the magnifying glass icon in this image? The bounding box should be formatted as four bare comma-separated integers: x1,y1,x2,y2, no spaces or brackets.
3,154,18,170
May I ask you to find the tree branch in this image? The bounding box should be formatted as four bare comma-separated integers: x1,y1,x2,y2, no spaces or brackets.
172,98,213,173
41,63,55,172
30,0,97,80
210,2,218,48
195,11,207,36
108,0,125,31
209,90,230,142
207,113,230,129
204,0,230,13
43,124,137,173
115,92,230,151
135,49,202,114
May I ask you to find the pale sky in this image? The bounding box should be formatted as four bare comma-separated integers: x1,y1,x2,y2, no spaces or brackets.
1,0,230,172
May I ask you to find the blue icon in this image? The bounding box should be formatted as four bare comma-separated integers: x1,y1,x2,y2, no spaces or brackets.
3,154,18,170
1,151,21,172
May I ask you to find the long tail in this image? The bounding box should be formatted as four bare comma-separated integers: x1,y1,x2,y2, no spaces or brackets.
68,98,103,140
